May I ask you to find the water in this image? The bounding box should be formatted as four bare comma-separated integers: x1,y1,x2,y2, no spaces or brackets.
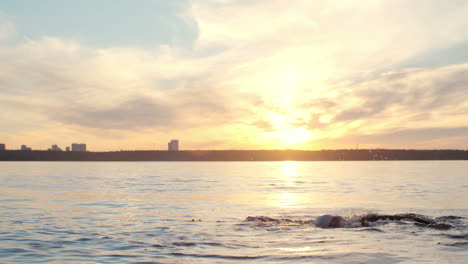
0,161,467,263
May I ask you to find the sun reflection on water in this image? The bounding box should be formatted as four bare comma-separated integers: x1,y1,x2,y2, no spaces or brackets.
282,161,299,179
280,246,314,252
272,161,306,208
273,192,305,208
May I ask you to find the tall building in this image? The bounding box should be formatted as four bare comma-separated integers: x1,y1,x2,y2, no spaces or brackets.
50,144,62,151
21,145,32,151
71,143,86,152
66,146,70,152
0,143,5,151
168,140,179,151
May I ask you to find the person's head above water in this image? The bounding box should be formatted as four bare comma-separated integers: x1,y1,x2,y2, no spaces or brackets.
315,215,348,228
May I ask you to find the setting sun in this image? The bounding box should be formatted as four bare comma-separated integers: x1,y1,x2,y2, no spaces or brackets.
271,127,314,146
259,112,314,147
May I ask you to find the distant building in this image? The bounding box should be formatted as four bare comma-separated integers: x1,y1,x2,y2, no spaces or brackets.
168,140,179,151
49,144,62,151
66,146,70,152
0,143,5,151
21,144,32,151
71,143,86,152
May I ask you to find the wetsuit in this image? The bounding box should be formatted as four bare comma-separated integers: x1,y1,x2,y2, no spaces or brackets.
247,213,452,229
360,213,451,229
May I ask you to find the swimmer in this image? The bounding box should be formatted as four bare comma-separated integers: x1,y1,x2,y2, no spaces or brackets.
245,213,452,229
315,213,452,229
315,214,349,228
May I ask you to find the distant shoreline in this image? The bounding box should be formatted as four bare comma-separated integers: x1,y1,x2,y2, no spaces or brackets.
1,149,468,161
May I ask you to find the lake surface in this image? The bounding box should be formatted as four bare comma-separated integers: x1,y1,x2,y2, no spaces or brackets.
0,161,467,263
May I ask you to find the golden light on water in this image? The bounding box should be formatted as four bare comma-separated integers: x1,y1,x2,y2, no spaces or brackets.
282,161,299,179
280,247,314,252
271,161,306,208
273,192,305,208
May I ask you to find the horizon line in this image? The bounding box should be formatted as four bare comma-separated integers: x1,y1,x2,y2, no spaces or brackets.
3,148,468,152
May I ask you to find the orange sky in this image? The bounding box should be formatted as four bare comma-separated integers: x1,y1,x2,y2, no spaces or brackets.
1,0,468,151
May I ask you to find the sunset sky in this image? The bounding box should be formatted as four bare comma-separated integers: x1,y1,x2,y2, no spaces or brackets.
1,0,468,151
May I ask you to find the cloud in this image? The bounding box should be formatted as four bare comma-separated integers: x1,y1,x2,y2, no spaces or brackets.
318,126,468,149
54,97,176,130
1,1,468,150
191,0,468,75
0,12,15,42
0,41,249,138
329,64,467,122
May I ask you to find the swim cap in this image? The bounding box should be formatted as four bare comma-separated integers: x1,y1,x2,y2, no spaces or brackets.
316,215,334,227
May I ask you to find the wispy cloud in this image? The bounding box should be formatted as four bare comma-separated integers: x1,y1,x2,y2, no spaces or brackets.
1,1,468,150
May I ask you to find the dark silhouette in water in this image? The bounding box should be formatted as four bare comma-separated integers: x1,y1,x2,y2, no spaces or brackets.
246,213,453,230
317,213,452,229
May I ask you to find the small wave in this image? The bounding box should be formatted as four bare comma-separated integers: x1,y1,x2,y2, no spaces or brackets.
445,234,468,240
357,228,384,232
75,201,126,208
0,199,34,203
439,242,468,248
275,252,404,263
27,242,47,248
114,245,145,250
172,242,197,247
0,248,32,254
102,254,140,258
200,242,225,247
75,237,92,242
170,241,233,248
36,231,54,235
170,252,266,260
437,215,464,220
55,240,78,245
150,244,165,248
274,255,333,261
133,262,164,264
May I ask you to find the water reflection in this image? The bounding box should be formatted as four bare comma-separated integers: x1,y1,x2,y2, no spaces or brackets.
273,192,305,208
282,161,299,181
1,162,467,264
280,246,314,252
274,162,305,208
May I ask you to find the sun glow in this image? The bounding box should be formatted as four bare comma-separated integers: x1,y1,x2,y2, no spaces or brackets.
273,127,313,146
282,161,299,178
263,112,314,146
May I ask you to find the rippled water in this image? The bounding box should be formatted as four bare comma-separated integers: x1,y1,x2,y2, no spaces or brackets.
0,161,467,263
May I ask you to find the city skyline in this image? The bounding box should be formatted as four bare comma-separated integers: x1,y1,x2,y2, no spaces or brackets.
0,142,88,151
1,1,468,151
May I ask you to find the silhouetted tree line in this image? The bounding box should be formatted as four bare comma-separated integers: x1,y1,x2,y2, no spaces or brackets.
1,149,468,161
